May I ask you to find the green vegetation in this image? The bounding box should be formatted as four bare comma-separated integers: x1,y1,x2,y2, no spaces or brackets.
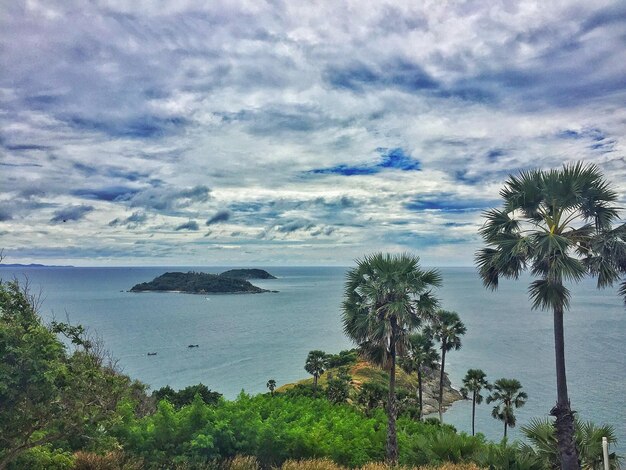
0,279,148,470
220,269,277,280
342,253,442,463
0,269,622,470
520,418,621,469
266,379,277,396
130,271,270,294
152,383,222,409
476,162,626,468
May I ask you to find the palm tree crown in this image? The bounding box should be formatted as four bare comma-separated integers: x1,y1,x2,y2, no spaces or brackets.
266,379,276,395
476,162,626,310
476,162,626,470
487,378,528,439
304,350,327,389
342,252,441,464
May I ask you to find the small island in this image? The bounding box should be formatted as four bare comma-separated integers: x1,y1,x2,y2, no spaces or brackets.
219,268,277,280
130,271,273,294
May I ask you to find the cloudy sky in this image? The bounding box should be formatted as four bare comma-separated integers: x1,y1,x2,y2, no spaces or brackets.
1,0,625,266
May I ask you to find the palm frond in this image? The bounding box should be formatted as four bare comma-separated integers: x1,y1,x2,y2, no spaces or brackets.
528,279,570,311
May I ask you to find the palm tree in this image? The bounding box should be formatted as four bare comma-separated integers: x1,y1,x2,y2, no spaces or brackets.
304,350,327,389
400,333,440,420
427,309,466,423
487,378,527,439
476,162,626,469
266,379,276,396
342,252,441,464
460,369,491,436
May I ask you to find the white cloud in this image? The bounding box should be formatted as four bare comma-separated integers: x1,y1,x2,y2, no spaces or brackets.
1,0,625,265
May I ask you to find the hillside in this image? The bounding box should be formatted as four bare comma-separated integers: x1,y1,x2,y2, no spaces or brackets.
130,271,271,294
278,359,463,415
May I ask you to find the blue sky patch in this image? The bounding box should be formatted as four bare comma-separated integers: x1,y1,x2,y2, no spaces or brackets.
310,148,420,176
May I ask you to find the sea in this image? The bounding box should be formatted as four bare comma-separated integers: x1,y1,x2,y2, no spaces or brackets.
1,265,624,450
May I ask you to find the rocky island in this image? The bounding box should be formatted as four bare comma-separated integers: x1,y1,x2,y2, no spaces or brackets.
130,271,275,294
219,268,277,280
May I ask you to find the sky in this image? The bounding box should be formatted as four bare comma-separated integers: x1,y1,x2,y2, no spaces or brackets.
1,0,625,267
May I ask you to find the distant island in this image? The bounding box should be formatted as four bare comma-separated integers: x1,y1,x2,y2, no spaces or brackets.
0,263,74,268
219,268,277,280
130,271,276,294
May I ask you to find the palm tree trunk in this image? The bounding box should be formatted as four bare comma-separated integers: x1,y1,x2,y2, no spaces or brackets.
472,391,476,436
439,343,446,423
314,374,318,390
504,420,507,439
551,304,580,470
417,367,423,421
387,326,398,464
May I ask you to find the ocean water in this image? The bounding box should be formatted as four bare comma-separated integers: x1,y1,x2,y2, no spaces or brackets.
1,265,624,450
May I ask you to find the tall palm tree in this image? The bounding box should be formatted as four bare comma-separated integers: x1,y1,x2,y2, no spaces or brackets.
304,350,327,389
427,309,466,423
460,369,491,436
400,333,440,420
266,379,276,396
342,252,441,464
487,378,527,439
476,162,626,469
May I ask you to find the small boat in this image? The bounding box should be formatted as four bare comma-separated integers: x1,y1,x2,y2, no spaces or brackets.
147,352,157,356
187,344,199,348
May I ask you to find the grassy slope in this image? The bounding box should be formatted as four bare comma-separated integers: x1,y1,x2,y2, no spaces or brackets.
277,360,463,414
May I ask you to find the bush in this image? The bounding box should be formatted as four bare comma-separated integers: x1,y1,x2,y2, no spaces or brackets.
72,451,144,470
8,445,74,470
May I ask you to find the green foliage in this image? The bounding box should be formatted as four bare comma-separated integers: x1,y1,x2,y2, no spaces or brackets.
475,442,543,470
0,279,146,469
7,445,74,470
325,368,352,404
520,417,621,469
130,271,268,294
326,349,359,368
356,382,387,416
152,384,222,409
115,393,388,468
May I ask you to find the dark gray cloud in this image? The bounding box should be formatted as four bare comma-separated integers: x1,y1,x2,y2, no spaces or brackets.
50,205,94,223
325,58,439,93
108,211,148,228
0,208,13,221
175,220,200,231
72,186,139,202
129,185,211,212
206,210,231,225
